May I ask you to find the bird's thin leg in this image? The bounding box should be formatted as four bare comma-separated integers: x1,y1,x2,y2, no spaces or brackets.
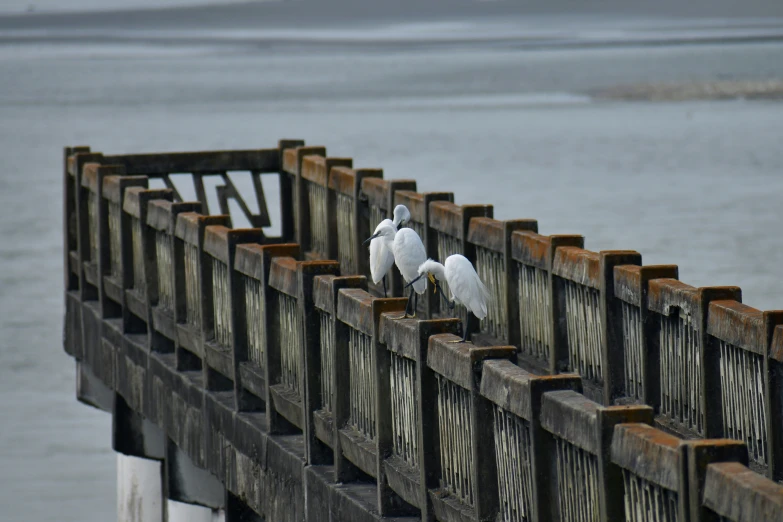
393,287,413,320
436,283,455,313
410,292,417,318
449,313,470,343
404,287,417,318
382,276,387,299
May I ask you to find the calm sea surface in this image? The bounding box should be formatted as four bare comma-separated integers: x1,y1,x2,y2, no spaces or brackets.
1,2,782,520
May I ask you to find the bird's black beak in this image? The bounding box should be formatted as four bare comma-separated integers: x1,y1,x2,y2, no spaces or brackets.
363,232,381,245
404,274,424,289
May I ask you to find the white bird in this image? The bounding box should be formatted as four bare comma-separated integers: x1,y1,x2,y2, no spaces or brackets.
367,205,411,298
407,255,490,343
364,222,427,318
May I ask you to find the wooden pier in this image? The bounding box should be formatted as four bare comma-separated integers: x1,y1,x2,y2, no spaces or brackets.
63,141,783,521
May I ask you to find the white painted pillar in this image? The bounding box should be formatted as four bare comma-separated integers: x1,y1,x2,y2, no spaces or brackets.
117,453,164,522
168,500,225,522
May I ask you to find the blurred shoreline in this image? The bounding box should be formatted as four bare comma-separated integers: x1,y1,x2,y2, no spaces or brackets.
2,1,783,102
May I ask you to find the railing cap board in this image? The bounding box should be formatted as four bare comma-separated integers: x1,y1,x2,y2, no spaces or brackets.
234,243,300,280
66,146,93,175
479,359,582,420
203,226,265,265
174,212,232,245
427,334,516,391
313,274,367,315
379,316,461,361
81,163,126,191
361,177,417,208
703,462,783,522
147,200,202,233
68,150,102,176
336,288,407,337
647,279,742,321
467,217,538,253
771,326,783,363
103,175,149,203
102,148,280,175
552,248,641,289
301,155,353,187
706,301,783,356
269,257,340,299
510,231,585,270
613,264,680,307
123,187,173,219
541,390,653,454
281,145,326,175
429,201,494,239
328,167,383,196
394,190,454,222
610,423,683,491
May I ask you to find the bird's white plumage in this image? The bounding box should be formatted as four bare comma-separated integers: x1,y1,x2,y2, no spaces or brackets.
392,228,428,294
417,254,490,319
369,219,395,284
368,205,411,285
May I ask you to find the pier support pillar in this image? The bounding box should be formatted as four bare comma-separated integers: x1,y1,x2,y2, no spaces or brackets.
117,453,164,522
165,439,226,522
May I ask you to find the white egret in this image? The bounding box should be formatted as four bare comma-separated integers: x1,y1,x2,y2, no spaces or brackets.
364,222,427,318
367,205,411,298
407,255,490,343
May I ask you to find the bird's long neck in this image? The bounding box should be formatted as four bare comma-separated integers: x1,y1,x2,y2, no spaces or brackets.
430,262,446,282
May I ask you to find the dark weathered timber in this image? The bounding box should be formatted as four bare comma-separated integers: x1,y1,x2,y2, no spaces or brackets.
540,389,654,522
510,231,585,375
701,461,783,522
233,242,300,413
63,143,783,522
426,334,515,522
551,247,643,405
281,145,327,248
334,288,410,515
610,423,689,522
686,439,749,522
202,225,266,391
173,212,232,372
102,149,280,175
331,167,384,278
300,155,354,261
647,279,743,439
705,300,783,478
379,316,461,520
147,199,203,354
479,360,582,522
311,274,367,456
467,217,538,347
612,264,679,406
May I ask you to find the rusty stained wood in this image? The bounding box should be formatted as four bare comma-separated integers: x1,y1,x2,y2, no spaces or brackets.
706,300,783,356
702,461,783,522
312,274,367,316
427,334,516,392
610,423,684,492
479,359,582,422
511,231,585,271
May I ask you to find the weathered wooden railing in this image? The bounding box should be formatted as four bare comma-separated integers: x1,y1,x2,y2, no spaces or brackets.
63,141,783,522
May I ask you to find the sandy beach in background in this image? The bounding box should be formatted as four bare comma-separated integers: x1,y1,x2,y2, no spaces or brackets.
1,2,782,521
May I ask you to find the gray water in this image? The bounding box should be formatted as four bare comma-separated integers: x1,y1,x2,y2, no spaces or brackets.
1,1,783,520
